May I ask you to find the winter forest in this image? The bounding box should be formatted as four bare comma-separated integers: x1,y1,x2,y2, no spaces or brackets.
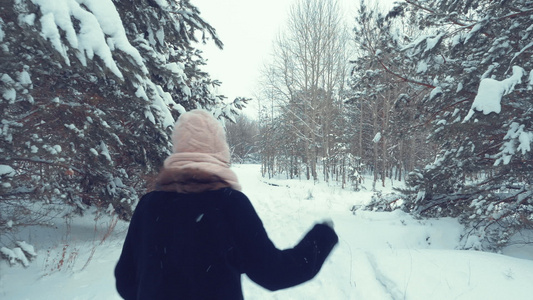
233,0,533,250
1,0,533,299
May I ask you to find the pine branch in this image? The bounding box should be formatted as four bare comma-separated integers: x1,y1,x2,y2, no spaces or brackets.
2,157,84,175
416,193,474,214
368,50,436,89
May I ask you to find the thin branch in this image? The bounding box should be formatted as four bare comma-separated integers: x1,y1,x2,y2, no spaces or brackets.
2,157,84,174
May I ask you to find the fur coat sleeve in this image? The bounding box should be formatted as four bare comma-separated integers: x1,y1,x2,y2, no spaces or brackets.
225,189,338,291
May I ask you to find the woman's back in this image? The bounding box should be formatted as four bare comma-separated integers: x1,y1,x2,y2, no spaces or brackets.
116,189,244,299
115,188,338,299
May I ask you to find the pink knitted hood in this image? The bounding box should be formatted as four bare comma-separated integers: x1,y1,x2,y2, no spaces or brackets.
162,109,241,191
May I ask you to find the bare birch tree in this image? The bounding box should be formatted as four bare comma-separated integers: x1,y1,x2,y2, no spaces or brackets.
259,0,350,182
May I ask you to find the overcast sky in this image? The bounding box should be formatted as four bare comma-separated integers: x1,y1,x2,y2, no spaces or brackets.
193,0,394,117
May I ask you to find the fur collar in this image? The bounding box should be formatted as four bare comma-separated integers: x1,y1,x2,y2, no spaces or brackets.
155,167,232,193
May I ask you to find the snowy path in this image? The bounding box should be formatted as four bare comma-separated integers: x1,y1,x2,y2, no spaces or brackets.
234,165,533,300
1,164,533,299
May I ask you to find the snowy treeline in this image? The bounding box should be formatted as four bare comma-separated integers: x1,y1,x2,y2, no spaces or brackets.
257,0,432,188
258,0,354,185
379,0,533,250
226,114,260,164
254,0,532,250
0,0,247,253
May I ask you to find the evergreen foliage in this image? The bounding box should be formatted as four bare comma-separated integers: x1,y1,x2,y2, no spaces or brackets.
363,0,533,249
0,0,245,234
346,1,436,189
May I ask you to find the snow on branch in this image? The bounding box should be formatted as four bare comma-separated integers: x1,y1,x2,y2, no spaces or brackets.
0,21,4,42
463,66,526,122
527,70,533,91
0,241,37,267
0,164,16,177
494,122,532,166
372,132,382,143
401,33,444,55
510,41,533,66
31,0,149,79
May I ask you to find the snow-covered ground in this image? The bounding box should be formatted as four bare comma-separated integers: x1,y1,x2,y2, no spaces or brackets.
1,164,533,299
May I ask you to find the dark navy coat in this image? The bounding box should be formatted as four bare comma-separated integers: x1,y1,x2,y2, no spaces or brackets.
115,188,338,299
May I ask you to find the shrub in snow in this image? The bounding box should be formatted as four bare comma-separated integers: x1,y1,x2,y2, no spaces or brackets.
361,191,405,213
0,241,37,267
0,0,248,227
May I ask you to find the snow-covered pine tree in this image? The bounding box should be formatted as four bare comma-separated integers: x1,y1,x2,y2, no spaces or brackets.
385,0,533,250
0,0,246,235
348,1,435,188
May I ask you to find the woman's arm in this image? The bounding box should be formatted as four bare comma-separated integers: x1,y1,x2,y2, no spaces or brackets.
227,190,338,291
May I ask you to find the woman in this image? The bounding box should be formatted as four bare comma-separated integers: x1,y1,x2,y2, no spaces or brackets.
115,109,338,299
